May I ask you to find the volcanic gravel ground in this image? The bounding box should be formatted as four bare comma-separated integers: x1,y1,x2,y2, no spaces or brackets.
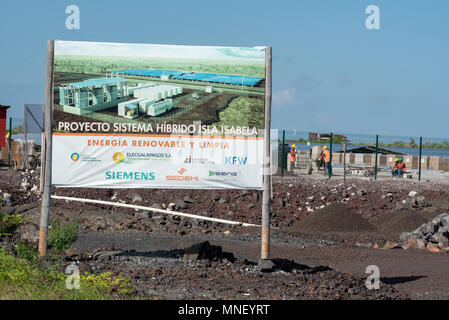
370,209,443,238
68,232,407,300
3,169,449,299
288,203,377,233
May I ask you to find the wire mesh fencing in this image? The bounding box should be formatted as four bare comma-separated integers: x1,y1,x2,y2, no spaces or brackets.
275,130,449,181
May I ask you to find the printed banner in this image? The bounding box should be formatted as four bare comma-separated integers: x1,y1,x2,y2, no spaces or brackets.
52,41,266,189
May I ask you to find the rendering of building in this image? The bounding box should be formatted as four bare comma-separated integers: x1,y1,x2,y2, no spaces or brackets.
57,77,182,118
58,77,128,115
118,83,182,118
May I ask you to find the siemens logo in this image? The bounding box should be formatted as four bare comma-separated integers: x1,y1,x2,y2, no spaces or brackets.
105,171,155,180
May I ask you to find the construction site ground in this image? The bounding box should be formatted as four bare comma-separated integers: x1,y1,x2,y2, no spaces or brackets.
2,168,449,300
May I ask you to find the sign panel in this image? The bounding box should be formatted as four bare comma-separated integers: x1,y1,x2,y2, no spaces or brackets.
52,41,266,189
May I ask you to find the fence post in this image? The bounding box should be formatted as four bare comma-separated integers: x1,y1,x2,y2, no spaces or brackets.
8,117,12,167
281,130,285,177
329,132,333,178
374,134,379,180
343,143,347,182
418,137,422,181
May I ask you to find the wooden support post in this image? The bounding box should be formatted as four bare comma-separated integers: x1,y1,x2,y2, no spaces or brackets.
38,40,54,258
258,46,273,272
40,130,45,193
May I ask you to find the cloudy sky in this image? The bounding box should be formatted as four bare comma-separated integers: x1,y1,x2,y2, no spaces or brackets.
55,41,265,61
1,0,448,139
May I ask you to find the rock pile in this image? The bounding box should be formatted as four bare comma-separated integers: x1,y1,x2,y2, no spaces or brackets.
399,213,449,252
395,191,427,210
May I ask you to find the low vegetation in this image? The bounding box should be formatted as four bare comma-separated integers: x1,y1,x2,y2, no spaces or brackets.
0,248,134,299
55,55,265,78
213,96,265,129
0,199,24,237
47,220,79,252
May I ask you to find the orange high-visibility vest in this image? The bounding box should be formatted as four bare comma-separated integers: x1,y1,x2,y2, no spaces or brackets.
289,149,296,163
398,162,406,171
322,150,330,163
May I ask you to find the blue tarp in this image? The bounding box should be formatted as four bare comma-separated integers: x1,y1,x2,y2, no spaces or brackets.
109,69,262,86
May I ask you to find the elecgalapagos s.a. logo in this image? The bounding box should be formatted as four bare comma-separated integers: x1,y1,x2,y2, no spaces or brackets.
112,152,125,164
70,153,80,161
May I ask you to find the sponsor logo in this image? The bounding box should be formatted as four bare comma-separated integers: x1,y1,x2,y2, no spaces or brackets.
71,152,100,163
166,168,199,182
126,152,172,161
105,171,155,180
184,155,214,164
208,170,238,177
225,156,247,165
113,152,172,164
112,152,125,164
70,153,80,161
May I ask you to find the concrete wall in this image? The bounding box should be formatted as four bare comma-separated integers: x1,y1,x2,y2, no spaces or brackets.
332,152,449,171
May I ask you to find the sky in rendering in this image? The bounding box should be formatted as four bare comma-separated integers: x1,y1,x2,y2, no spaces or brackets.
0,0,448,138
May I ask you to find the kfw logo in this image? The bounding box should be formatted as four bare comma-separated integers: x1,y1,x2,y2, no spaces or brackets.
225,156,247,165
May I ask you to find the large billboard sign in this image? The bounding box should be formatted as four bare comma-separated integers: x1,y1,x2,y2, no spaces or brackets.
51,41,266,189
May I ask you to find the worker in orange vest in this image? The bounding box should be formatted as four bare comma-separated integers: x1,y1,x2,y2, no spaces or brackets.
392,157,407,177
287,144,296,172
319,145,331,176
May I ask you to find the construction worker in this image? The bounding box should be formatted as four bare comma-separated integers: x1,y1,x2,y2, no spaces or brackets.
319,145,331,176
391,158,400,177
392,157,407,177
287,144,296,172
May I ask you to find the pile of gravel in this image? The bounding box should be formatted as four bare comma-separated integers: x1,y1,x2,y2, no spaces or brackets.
289,203,377,233
370,210,441,237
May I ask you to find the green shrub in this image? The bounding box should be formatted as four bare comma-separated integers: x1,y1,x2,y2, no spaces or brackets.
0,248,134,299
47,220,79,252
16,241,38,263
0,198,24,236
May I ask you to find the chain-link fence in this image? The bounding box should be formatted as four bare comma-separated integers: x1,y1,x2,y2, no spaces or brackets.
276,130,449,181
1,105,44,169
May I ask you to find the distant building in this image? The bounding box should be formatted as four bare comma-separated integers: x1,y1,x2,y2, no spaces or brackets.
0,105,10,148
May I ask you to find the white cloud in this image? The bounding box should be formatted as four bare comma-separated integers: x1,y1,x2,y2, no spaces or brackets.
54,41,264,61
273,88,296,107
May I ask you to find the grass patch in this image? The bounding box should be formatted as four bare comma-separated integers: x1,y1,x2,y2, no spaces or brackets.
54,55,265,78
16,241,38,264
213,96,265,129
0,248,134,300
48,220,79,252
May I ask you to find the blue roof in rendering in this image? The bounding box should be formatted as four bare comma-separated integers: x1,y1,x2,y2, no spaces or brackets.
64,77,126,88
109,69,262,86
